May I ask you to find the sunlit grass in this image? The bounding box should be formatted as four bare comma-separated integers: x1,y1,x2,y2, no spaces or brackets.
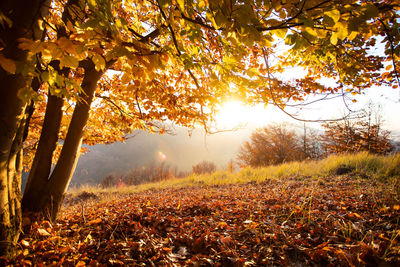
68,152,400,197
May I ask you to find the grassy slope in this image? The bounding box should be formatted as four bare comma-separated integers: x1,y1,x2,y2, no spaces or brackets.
69,152,400,197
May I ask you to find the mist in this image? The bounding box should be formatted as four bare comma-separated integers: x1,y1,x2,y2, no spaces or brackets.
71,127,251,186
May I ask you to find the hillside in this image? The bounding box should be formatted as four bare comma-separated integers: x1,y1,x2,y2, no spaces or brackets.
6,153,400,266
71,128,251,186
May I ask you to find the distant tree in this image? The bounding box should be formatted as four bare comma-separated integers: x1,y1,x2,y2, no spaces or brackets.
300,124,324,159
192,161,217,175
176,170,190,178
227,160,235,173
123,161,176,185
237,124,305,167
100,174,120,188
321,103,394,155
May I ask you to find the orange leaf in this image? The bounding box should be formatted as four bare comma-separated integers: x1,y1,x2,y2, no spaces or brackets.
218,221,228,229
162,247,172,253
75,260,86,267
87,218,102,225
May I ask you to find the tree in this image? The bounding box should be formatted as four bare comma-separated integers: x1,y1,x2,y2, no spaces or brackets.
237,124,305,167
192,161,217,175
0,0,51,256
0,0,399,256
321,103,394,155
227,160,235,173
124,161,175,185
300,123,323,159
100,174,120,188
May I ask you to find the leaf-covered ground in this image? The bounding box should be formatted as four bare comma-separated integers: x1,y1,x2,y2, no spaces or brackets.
5,175,400,266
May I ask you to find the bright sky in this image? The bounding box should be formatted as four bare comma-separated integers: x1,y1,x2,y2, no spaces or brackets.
214,35,400,140
215,84,400,140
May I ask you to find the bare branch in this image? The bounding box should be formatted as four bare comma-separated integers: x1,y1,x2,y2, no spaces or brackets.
377,18,400,91
261,48,352,123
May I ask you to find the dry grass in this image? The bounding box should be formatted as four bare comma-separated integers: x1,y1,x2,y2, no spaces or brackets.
67,152,400,200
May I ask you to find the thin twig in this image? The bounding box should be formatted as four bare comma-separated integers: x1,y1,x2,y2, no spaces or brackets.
377,18,400,96
261,48,351,122
156,0,201,89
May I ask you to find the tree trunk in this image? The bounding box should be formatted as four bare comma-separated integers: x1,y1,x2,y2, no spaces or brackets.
1,114,25,256
22,0,102,218
0,75,26,256
0,0,50,257
33,61,103,220
21,93,64,213
21,0,79,214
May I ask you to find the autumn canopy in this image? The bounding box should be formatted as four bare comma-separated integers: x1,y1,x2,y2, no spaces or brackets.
0,0,398,256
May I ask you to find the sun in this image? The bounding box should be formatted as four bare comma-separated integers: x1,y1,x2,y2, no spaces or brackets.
215,100,258,128
215,99,287,129
157,151,166,162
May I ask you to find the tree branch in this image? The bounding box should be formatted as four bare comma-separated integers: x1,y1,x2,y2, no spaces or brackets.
261,48,351,122
377,18,400,89
156,0,201,89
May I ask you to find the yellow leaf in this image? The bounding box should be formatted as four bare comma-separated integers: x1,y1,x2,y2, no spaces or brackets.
247,67,259,77
0,53,16,74
57,37,76,54
88,0,96,7
41,71,50,82
325,10,341,23
386,65,392,71
347,31,358,41
84,233,93,243
18,38,43,53
92,54,105,71
336,23,348,40
330,33,338,45
121,73,131,84
177,0,184,10
61,55,79,68
198,0,206,8
393,205,400,210
316,29,327,38
275,28,287,38
305,27,318,37
42,49,53,61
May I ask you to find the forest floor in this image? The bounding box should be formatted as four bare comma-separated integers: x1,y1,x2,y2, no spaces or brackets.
4,174,400,266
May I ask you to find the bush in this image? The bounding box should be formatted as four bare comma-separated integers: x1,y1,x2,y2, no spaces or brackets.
192,161,217,175
237,123,320,167
100,174,119,188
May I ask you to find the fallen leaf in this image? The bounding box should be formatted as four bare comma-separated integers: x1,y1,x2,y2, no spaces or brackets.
37,228,51,237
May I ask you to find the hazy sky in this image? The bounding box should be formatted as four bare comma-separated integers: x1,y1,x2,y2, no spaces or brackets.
214,84,400,139
218,38,400,139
